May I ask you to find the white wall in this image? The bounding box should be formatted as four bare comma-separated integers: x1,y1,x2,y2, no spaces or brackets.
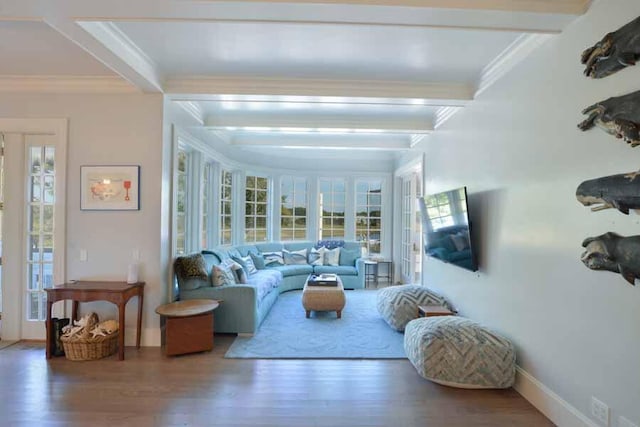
0,93,165,346
397,0,640,424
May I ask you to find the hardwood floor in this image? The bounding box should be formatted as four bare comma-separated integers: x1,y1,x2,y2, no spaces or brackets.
0,336,554,427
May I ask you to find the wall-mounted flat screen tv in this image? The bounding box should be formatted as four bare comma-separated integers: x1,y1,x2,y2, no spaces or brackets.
418,186,478,272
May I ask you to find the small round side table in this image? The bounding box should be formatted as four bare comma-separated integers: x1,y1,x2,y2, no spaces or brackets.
155,299,220,356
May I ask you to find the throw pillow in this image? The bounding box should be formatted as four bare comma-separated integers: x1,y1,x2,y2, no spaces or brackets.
211,264,237,287
324,247,341,266
177,253,208,280
283,248,308,265
316,240,345,250
308,246,326,266
250,252,266,270
223,259,247,284
339,248,360,266
262,251,284,267
241,255,258,275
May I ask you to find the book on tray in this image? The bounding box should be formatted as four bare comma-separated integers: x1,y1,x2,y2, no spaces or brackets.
309,273,338,286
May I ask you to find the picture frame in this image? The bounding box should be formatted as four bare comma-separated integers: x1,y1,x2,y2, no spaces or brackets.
80,165,140,211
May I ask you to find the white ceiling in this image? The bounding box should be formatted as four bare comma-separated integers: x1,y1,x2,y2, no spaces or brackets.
0,0,592,162
0,22,115,76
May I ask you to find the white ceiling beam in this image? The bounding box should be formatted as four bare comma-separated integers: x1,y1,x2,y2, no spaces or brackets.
231,135,411,150
42,18,163,93
0,1,586,33
204,115,433,133
166,77,473,102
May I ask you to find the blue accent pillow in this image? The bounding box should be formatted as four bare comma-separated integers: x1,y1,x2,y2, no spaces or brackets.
250,252,266,270
316,240,345,250
339,248,360,266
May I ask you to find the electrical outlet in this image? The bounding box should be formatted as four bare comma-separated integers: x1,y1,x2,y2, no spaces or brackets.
132,249,140,261
619,416,638,427
591,397,610,426
79,249,87,262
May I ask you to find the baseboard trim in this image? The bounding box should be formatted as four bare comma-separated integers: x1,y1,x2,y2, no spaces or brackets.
515,366,598,427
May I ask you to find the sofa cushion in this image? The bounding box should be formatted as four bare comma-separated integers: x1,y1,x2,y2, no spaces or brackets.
339,248,360,266
313,265,358,276
247,269,282,303
316,240,345,249
308,247,326,266
324,247,341,266
284,248,308,265
212,264,237,287
271,264,314,277
234,255,258,275
233,244,260,257
263,251,284,266
250,252,266,270
176,253,208,280
284,242,313,251
255,242,284,252
202,248,231,262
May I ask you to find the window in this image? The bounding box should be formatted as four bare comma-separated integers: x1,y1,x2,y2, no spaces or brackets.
175,149,187,255
201,162,211,248
281,177,307,240
319,178,345,239
26,145,55,321
245,175,269,242
220,169,233,245
356,179,382,254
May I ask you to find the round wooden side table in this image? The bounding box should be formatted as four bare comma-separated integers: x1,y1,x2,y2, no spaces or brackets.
155,299,220,356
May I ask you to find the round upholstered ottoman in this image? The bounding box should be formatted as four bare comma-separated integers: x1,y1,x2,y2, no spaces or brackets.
376,284,450,331
404,316,516,389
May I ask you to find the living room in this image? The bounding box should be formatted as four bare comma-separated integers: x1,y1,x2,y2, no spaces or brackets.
1,1,639,426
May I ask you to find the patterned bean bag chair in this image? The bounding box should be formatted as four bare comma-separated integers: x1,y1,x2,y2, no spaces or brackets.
404,316,516,389
376,284,450,331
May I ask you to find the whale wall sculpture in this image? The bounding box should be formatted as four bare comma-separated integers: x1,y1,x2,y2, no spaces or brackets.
577,17,640,286
582,15,640,79
576,173,640,214
578,90,640,147
581,232,640,285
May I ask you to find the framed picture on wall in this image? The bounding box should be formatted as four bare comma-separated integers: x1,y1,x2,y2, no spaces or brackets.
80,165,140,211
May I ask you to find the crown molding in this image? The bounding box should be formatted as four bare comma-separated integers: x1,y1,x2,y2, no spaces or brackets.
476,33,553,97
175,101,204,125
0,75,138,94
183,0,590,15
166,76,474,102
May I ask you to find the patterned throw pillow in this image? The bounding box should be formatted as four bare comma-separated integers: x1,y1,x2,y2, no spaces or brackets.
262,251,284,267
324,247,341,266
211,264,237,287
250,252,266,270
283,248,308,265
177,254,208,280
222,258,247,284
241,255,258,275
308,247,326,266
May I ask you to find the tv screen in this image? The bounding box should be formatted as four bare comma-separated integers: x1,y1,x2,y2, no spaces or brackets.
418,186,478,272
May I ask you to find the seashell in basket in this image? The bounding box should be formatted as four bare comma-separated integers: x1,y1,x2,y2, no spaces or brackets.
89,320,119,338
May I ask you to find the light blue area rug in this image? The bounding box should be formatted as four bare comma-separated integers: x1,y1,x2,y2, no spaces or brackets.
225,290,406,359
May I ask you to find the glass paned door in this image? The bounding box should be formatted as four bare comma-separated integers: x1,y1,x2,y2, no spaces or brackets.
26,145,55,321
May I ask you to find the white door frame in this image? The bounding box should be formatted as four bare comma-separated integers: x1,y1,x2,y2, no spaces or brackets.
0,118,67,341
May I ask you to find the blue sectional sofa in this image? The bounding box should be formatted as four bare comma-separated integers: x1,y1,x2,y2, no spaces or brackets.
174,241,365,334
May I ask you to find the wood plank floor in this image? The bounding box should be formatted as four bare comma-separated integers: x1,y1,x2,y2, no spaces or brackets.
0,336,554,427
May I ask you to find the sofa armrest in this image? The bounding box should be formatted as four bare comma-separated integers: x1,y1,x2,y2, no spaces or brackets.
179,285,260,334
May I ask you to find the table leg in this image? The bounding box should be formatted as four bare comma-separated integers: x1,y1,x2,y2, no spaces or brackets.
118,303,126,361
45,300,53,359
136,292,143,349
71,301,79,322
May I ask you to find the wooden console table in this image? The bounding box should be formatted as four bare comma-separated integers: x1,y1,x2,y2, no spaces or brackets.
45,281,145,361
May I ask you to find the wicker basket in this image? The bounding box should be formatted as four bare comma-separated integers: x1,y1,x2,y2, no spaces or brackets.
60,313,118,361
